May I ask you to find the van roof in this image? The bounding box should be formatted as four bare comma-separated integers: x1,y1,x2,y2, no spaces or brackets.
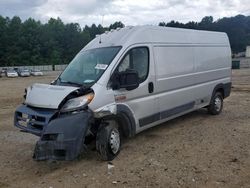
83,25,230,51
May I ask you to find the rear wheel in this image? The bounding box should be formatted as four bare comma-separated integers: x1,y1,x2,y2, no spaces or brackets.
208,92,223,115
96,120,121,161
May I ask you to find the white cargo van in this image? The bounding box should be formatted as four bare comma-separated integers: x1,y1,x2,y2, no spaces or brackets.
14,26,231,161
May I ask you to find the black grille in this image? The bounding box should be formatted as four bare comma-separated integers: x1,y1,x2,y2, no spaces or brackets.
16,112,47,131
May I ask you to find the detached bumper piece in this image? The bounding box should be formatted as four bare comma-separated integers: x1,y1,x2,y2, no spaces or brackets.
14,104,93,161
34,111,93,161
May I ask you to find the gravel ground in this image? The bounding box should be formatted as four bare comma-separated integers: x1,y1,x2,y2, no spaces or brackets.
0,70,250,188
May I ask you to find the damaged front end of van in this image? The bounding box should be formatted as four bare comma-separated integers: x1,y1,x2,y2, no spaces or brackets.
14,83,95,160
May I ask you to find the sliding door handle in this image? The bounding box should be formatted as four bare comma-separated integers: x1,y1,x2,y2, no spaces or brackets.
148,82,154,93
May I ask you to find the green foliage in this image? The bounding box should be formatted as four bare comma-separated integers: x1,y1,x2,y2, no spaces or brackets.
109,21,125,30
0,14,249,66
159,15,250,53
0,16,124,66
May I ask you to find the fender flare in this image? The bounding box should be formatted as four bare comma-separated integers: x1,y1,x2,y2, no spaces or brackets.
211,82,232,101
116,104,136,137
212,84,224,98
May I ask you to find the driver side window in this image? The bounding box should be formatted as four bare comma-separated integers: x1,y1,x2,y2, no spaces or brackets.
117,47,149,83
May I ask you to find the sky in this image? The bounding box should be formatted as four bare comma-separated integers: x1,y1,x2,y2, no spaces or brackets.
0,0,250,27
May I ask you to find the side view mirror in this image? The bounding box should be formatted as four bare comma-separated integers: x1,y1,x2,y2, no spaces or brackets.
111,69,139,91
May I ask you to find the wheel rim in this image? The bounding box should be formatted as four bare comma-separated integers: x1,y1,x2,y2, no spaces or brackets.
214,96,222,112
109,129,120,154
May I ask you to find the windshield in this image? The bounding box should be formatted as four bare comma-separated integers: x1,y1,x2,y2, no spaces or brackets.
58,46,121,86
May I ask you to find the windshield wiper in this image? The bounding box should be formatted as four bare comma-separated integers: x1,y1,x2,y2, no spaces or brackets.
58,77,82,87
63,81,82,87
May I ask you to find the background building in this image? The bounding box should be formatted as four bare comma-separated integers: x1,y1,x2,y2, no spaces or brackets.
246,46,250,58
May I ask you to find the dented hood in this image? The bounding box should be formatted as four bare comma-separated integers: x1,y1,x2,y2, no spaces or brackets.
25,84,79,109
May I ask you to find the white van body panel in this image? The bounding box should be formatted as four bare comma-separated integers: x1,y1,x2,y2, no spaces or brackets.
85,26,231,134
16,26,232,161
24,26,231,136
25,84,78,109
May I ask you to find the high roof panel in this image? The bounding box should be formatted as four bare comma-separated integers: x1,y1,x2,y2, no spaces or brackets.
83,26,229,51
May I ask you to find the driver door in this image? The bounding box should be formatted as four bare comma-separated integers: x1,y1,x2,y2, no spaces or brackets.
112,46,157,132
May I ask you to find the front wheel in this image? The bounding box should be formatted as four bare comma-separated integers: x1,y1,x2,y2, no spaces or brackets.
208,92,223,115
96,120,121,161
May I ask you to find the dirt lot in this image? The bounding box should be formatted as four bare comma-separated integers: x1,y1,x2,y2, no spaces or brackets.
0,70,250,188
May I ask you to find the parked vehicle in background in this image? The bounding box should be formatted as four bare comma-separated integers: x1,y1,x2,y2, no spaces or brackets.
6,69,18,77
14,26,232,161
1,68,7,74
18,69,31,77
31,69,43,76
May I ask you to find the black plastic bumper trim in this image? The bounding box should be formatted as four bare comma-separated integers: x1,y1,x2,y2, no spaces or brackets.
139,101,195,127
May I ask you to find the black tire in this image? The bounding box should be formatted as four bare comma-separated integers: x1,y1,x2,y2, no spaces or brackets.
96,120,121,161
208,92,223,115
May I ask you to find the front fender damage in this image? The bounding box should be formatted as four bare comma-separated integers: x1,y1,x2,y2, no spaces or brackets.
93,103,117,118
33,110,93,161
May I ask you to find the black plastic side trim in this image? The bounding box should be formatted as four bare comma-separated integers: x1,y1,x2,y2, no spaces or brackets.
139,113,160,127
139,101,195,127
223,82,232,98
116,104,136,137
161,101,195,119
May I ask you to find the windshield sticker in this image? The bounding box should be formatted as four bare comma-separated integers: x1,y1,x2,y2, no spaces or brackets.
95,64,108,70
84,79,95,83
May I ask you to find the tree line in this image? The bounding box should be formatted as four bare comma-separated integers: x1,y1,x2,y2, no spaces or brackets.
0,14,249,67
0,16,124,66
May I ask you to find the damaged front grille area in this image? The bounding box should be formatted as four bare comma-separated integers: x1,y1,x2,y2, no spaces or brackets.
14,105,57,136
16,112,46,128
15,112,47,135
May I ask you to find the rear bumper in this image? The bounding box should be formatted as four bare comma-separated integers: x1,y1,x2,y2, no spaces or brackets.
14,105,93,160
7,74,18,77
20,74,30,77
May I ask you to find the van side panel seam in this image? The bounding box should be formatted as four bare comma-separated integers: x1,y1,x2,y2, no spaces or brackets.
139,101,195,127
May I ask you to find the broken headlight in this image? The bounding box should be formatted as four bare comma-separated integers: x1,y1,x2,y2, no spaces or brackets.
61,93,94,112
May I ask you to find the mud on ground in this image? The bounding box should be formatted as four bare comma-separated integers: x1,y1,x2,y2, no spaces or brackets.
0,70,250,188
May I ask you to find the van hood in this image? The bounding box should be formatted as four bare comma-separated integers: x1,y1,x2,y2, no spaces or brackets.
25,84,79,109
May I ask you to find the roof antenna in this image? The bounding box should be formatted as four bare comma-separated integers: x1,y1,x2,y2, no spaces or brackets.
99,15,104,44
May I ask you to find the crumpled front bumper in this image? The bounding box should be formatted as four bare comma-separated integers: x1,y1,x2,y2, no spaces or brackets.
15,105,56,136
14,104,93,160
